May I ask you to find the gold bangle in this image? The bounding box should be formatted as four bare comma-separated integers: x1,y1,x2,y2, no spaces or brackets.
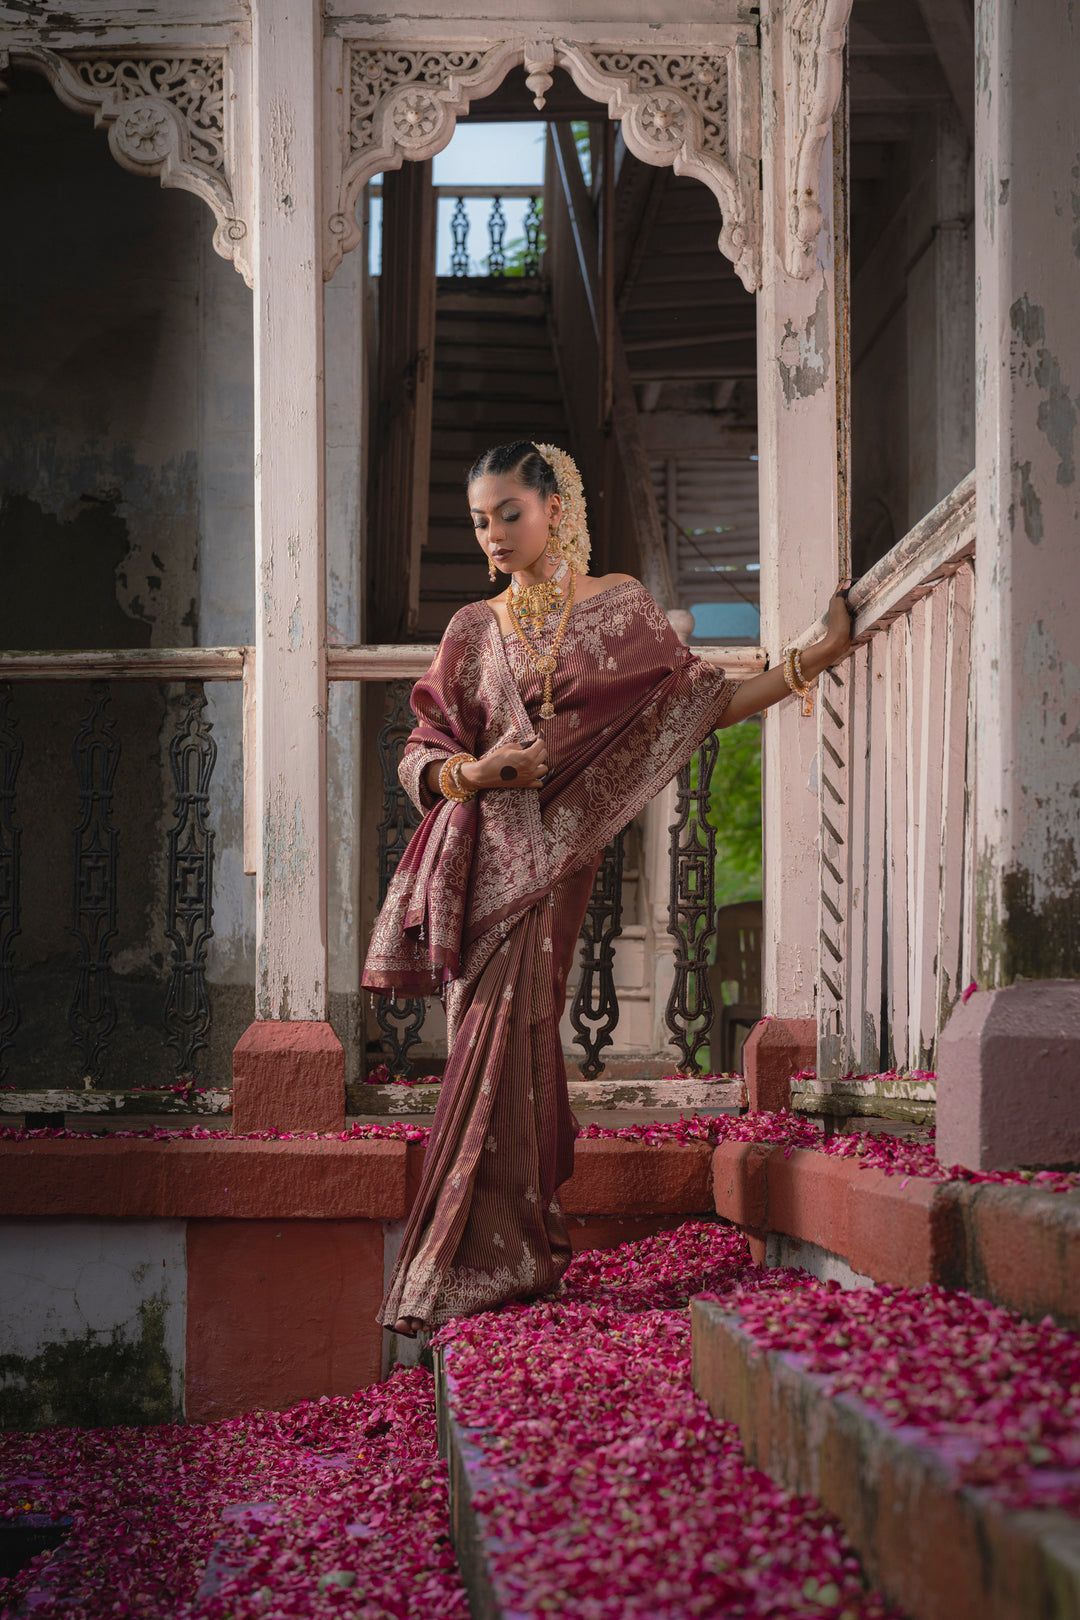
440,752,477,803
782,646,812,697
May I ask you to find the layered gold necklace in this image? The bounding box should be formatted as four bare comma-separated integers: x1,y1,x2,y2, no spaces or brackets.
506,565,576,721
508,558,570,634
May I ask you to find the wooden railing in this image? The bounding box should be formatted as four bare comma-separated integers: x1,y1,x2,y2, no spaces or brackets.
797,470,976,1082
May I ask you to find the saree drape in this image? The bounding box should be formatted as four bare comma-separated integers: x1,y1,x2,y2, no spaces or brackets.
363,580,735,1326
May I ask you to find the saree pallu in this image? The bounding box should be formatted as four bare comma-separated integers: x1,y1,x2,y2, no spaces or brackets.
363,580,735,1326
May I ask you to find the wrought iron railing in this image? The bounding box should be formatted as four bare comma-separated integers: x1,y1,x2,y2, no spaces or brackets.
371,183,544,278
0,672,220,1090
0,641,763,1102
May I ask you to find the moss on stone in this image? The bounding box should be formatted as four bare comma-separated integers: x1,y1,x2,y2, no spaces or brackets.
0,1296,181,1431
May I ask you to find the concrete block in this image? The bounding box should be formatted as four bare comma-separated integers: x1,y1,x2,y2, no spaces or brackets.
742,1017,815,1112
185,1218,385,1421
937,982,1080,1171
691,1299,1080,1620
948,1182,1080,1334
560,1139,714,1216
711,1140,773,1229
232,1019,346,1135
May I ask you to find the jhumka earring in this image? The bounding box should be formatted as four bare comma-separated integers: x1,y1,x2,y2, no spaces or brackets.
488,556,497,582
545,526,561,562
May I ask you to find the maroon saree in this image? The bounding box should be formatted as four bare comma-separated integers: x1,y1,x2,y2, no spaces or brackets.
363,581,734,1326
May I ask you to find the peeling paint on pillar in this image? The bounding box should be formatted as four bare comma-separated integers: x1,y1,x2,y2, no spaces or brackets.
258,787,316,1022
776,282,830,405
1009,297,1078,490
1010,458,1043,543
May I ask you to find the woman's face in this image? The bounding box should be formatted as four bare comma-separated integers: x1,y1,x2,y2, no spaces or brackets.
468,473,562,578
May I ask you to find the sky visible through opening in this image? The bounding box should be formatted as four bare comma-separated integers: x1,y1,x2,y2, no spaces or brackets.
368,122,547,276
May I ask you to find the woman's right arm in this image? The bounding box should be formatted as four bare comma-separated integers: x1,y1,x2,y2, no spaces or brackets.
424,735,549,798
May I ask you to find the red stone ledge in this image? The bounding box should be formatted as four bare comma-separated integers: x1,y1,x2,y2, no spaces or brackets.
937,1180,1080,1335
691,1299,1080,1620
712,1142,943,1287
563,1139,714,1216
0,1138,410,1220
711,1142,1080,1329
0,1136,715,1225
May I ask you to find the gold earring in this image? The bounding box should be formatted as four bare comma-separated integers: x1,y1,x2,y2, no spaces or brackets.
488,556,496,582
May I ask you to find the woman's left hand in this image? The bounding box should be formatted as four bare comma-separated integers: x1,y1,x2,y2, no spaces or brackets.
822,585,854,661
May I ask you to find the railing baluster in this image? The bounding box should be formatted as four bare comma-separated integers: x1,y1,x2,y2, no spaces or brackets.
374,680,425,1075
69,682,120,1083
450,196,470,276
487,195,507,276
0,686,23,1082
163,683,217,1081
817,664,849,1077
569,830,625,1078
523,195,543,277
665,735,720,1074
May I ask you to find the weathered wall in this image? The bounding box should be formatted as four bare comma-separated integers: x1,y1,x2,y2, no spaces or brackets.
1,71,368,1088
0,1220,186,1429
1,73,224,1087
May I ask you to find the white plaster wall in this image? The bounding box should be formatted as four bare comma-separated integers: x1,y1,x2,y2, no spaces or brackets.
763,1232,875,1291
0,1220,188,1411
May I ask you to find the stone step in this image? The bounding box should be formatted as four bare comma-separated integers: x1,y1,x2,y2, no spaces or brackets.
690,1298,1080,1620
0,1087,231,1118
346,1075,744,1115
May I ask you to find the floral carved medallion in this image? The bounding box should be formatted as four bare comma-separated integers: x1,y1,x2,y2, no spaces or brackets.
2,47,249,281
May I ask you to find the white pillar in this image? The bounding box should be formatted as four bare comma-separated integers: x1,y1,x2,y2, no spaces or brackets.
749,0,844,1105
233,0,343,1132
937,0,1080,1169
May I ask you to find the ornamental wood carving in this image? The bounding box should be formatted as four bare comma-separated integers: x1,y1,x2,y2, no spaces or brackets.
782,0,853,277
331,38,761,290
2,46,250,283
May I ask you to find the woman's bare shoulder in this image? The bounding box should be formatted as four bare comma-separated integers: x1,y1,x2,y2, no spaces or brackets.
575,571,639,601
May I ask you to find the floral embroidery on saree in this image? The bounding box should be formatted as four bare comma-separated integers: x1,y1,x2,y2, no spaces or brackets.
367,581,736,1329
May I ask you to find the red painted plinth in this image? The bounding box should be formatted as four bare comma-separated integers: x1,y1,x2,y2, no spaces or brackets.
937,981,1080,1171
186,1218,384,1421
742,1017,816,1112
232,1020,345,1135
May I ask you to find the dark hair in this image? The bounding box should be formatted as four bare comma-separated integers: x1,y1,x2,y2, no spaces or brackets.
466,441,558,501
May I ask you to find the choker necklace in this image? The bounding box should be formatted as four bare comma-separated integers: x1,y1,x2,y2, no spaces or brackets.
507,568,576,721
509,558,569,636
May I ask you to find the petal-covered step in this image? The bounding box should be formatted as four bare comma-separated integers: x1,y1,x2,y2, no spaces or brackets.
434,1222,901,1620
691,1285,1080,1620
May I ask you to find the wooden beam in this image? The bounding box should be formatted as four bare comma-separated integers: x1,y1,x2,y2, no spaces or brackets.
915,0,975,141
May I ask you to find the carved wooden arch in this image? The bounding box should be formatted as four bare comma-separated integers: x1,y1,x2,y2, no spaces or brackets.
1,44,251,286
330,38,762,292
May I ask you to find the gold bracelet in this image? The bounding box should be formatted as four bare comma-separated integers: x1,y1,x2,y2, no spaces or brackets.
440,752,477,803
782,646,812,697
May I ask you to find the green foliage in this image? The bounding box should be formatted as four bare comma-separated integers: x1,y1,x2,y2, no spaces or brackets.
710,718,763,905
690,719,763,910
570,120,592,184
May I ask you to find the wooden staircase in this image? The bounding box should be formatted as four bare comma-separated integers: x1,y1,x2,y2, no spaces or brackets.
416,280,574,643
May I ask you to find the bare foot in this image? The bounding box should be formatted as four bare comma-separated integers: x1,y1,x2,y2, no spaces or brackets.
392,1316,425,1339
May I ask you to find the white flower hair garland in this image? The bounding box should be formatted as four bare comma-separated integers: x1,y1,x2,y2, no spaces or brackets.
535,442,592,575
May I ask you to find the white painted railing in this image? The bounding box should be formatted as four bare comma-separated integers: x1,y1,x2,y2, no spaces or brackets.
797,470,976,1078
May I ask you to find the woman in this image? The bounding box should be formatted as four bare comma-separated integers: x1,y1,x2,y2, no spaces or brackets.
363,441,852,1337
